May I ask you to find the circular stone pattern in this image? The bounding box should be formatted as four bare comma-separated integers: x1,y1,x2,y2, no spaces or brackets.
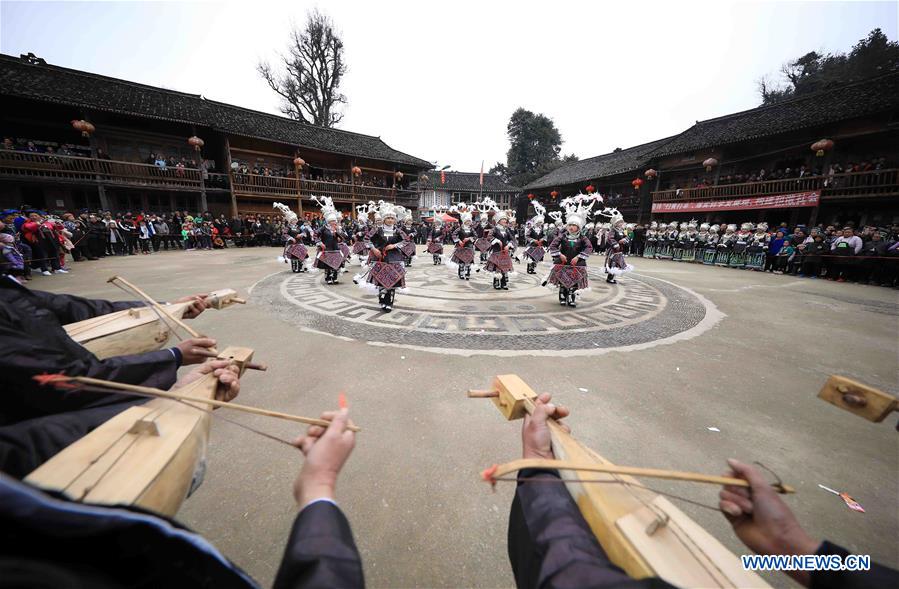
254,258,717,356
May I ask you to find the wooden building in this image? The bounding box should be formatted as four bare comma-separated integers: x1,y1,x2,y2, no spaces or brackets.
417,171,520,218
0,53,430,218
526,72,899,227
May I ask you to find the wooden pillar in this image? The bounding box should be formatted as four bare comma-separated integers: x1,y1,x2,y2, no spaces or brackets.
223,136,238,217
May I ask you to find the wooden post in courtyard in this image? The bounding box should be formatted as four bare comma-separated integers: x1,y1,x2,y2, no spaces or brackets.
224,137,238,217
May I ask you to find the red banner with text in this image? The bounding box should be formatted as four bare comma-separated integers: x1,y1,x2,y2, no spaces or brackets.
652,191,820,213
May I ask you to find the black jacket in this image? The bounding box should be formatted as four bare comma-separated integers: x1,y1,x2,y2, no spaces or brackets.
367,226,406,263
509,470,896,589
0,474,364,589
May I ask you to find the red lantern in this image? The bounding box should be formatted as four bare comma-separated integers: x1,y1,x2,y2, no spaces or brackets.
585,185,595,194
644,169,657,180
702,158,718,172
811,139,834,157
550,190,559,200
71,119,95,138
293,157,306,169
631,178,643,190
527,193,535,200
395,171,404,181
187,136,204,151
352,166,362,177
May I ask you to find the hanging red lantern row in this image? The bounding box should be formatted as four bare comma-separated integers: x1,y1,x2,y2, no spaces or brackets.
187,136,205,151
811,138,834,157
585,185,595,194
352,166,362,177
440,170,446,185
702,158,718,172
644,169,657,180
631,178,643,190
293,157,306,169
550,190,559,200
71,119,95,138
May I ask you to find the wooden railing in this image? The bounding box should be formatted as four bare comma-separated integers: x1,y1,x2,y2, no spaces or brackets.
230,172,420,206
0,150,204,190
652,168,899,203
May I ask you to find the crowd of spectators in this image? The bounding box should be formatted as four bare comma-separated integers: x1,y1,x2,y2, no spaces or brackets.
0,207,327,282
624,221,899,287
667,156,891,191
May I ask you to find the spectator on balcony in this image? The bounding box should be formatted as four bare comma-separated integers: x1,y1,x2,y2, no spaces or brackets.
1,138,13,151
96,149,111,160
154,155,166,171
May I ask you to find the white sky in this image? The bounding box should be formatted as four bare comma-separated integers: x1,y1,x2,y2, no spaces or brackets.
1,0,896,171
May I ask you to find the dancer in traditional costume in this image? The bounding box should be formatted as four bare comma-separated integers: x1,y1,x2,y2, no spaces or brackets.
474,214,492,263
604,214,634,284
644,221,658,258
524,201,548,275
274,202,310,273
746,222,769,271
311,197,347,285
485,209,516,290
448,212,477,280
728,222,753,268
351,203,373,265
703,224,720,264
547,203,593,307
398,210,417,267
360,202,407,312
426,216,445,265
715,224,736,266
679,221,699,262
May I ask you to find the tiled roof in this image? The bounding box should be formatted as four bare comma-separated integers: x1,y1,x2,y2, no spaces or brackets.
0,53,431,168
649,72,899,157
418,171,520,193
524,137,675,190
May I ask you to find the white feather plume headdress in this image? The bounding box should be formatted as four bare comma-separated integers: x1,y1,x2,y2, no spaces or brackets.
273,202,298,228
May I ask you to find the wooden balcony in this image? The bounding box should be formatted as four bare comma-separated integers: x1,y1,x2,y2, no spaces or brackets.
652,168,899,203
230,173,420,207
0,150,207,191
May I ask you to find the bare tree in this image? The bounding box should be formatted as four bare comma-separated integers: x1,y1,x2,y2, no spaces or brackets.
257,9,348,127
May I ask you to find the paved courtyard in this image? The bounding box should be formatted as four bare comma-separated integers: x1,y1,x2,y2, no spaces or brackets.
38,246,898,588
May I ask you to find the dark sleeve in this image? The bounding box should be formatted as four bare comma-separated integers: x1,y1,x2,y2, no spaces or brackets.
273,501,365,589
509,469,670,589
28,289,143,323
810,541,899,589
0,323,179,419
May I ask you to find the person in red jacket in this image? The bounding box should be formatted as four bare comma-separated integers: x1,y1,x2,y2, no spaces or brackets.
21,212,64,275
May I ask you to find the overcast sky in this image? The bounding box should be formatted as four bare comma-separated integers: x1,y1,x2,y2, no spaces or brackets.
1,1,896,171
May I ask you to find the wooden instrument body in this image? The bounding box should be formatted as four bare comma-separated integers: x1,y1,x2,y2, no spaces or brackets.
64,289,241,359
486,375,769,588
26,346,254,517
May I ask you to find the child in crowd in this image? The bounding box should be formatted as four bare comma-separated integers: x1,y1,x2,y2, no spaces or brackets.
774,239,795,274
137,220,151,254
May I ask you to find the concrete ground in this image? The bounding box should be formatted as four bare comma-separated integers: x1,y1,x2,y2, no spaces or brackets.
38,246,898,588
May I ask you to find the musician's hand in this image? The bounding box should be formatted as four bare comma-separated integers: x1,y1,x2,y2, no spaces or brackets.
292,408,356,507
173,359,240,403
558,254,567,264
720,459,819,586
522,392,570,460
174,293,209,319
175,337,218,365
